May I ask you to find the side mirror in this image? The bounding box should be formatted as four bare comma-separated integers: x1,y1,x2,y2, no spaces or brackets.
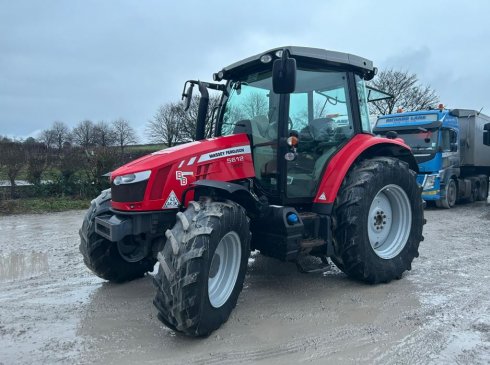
272,51,296,94
450,142,458,152
484,123,490,146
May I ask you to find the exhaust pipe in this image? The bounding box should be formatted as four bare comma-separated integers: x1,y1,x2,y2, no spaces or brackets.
195,82,209,140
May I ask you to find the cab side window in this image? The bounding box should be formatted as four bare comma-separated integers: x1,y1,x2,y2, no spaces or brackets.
449,129,457,151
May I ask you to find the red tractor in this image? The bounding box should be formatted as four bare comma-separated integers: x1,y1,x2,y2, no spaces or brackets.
80,47,424,337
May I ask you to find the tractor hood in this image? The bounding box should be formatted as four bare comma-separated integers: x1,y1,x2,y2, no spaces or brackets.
110,134,255,212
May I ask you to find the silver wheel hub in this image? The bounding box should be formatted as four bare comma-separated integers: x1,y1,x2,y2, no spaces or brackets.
208,231,242,308
368,184,412,259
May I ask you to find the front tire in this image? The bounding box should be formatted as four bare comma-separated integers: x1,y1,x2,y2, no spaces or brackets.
436,178,457,209
331,157,424,284
79,190,156,282
153,199,250,337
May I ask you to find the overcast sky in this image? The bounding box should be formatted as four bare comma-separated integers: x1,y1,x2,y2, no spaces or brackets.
1,0,490,142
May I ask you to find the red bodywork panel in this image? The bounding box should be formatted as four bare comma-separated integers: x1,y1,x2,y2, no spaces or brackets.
111,134,255,211
313,134,411,204
111,132,410,212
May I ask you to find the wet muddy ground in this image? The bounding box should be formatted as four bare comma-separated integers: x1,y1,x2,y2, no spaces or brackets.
1,202,489,364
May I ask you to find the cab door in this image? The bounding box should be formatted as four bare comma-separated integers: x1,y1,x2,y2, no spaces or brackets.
285,69,355,199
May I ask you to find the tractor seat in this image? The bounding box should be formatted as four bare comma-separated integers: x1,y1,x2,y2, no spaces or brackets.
308,117,335,141
261,159,277,177
332,125,352,142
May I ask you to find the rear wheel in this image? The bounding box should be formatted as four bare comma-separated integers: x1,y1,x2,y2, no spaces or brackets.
153,199,250,337
79,190,156,282
331,157,424,284
436,178,457,209
476,175,489,201
465,177,479,203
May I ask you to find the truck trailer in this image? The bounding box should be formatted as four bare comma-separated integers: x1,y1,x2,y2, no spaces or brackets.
374,107,490,208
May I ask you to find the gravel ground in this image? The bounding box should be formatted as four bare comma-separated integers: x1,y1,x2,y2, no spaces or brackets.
0,201,489,364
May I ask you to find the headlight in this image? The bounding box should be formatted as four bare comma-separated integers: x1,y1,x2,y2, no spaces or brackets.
260,54,272,63
113,170,151,185
423,175,437,190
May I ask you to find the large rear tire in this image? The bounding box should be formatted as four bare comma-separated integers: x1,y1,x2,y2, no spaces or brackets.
153,199,250,337
331,157,424,284
79,190,156,282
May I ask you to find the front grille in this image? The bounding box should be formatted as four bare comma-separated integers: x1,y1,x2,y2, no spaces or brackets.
111,180,148,202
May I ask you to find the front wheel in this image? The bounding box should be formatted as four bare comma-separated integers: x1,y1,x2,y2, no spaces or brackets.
436,178,457,209
153,199,250,337
331,157,424,284
79,190,156,282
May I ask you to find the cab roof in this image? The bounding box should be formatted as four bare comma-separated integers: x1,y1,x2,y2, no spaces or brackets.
218,46,375,80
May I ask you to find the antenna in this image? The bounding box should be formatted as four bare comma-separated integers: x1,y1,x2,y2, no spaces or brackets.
477,107,484,115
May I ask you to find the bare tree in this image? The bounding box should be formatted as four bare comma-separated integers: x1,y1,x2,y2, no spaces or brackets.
57,147,86,197
369,69,439,115
83,146,119,193
93,121,116,147
146,103,182,147
242,92,268,119
177,95,221,141
39,128,57,148
112,119,137,154
72,120,96,148
24,137,38,145
0,141,26,198
52,121,72,151
25,142,49,186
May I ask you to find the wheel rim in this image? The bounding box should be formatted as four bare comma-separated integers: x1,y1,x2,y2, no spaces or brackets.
117,236,147,263
447,180,457,206
367,184,412,259
208,231,242,308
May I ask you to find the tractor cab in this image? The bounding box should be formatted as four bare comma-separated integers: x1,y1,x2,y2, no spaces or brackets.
186,47,379,205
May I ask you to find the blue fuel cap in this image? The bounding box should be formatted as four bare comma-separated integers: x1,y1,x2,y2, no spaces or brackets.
287,213,299,225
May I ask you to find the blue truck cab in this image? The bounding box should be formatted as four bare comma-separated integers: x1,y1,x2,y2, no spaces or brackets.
373,108,490,208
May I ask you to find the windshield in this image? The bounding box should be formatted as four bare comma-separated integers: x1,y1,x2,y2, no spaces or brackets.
220,70,278,140
385,128,439,151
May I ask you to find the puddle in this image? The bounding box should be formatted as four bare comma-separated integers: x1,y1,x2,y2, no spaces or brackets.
0,252,49,281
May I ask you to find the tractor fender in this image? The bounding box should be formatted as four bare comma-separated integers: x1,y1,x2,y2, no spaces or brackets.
314,134,417,205
186,179,261,215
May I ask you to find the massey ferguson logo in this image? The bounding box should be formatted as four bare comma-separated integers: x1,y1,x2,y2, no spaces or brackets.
176,171,193,186
198,145,251,163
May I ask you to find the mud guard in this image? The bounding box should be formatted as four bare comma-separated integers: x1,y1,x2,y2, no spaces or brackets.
314,135,418,204
184,180,262,215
